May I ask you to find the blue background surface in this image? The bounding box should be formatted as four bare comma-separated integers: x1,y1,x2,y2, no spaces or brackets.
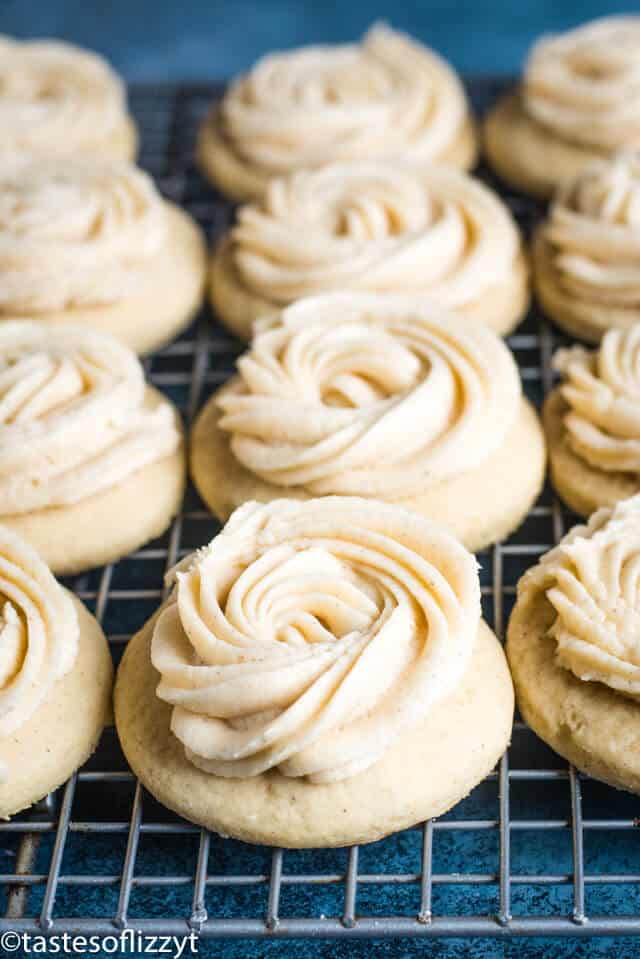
2,0,640,80
4,3,640,957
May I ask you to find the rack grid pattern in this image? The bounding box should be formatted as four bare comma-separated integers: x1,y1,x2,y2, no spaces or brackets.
2,79,640,942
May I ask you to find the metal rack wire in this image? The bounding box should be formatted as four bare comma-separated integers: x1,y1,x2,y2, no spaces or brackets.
1,78,640,942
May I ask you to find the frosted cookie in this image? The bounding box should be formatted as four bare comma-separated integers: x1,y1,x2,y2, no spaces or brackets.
544,325,640,518
191,294,546,552
0,157,207,354
0,322,186,575
198,25,477,202
484,17,640,198
115,497,513,847
508,495,640,793
0,36,137,160
210,162,529,341
533,151,640,342
0,526,113,817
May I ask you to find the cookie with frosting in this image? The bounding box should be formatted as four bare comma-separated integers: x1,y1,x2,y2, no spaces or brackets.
533,150,640,342
0,525,112,817
115,496,513,846
0,36,136,161
192,293,546,552
210,161,528,340
508,495,640,793
0,157,206,353
544,325,640,517
198,25,477,201
484,17,640,198
0,322,186,574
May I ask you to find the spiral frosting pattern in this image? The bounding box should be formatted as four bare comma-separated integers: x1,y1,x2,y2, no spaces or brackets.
216,294,521,497
0,36,129,156
554,325,640,473
217,25,469,176
0,157,166,312
519,494,640,698
228,162,519,307
151,497,480,783
0,526,78,773
524,16,640,150
0,323,180,515
543,151,640,307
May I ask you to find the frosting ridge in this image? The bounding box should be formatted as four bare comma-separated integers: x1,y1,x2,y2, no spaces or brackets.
0,157,166,312
524,16,640,150
519,494,640,698
216,294,521,496
151,497,480,782
0,322,180,514
217,25,469,176
229,162,520,307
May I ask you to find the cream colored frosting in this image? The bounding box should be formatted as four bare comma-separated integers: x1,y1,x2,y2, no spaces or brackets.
229,162,520,306
216,294,521,497
0,157,166,313
554,325,640,473
218,25,469,176
544,150,640,306
0,322,180,515
518,494,640,698
151,496,480,783
0,36,129,155
0,525,78,776
524,16,640,150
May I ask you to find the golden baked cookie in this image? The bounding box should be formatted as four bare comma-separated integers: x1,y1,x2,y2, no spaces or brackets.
192,294,546,552
533,151,640,342
198,25,477,202
484,17,640,198
115,497,513,847
0,527,113,818
0,36,137,161
0,157,207,354
507,496,640,793
209,161,529,341
0,322,186,575
544,326,640,517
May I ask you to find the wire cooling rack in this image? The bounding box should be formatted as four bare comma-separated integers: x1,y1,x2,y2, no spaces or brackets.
2,78,640,943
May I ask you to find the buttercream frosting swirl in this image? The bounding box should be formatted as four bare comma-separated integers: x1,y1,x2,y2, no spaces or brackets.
151,497,480,783
217,25,469,176
0,322,180,515
0,526,78,774
524,16,640,150
216,294,521,497
0,36,129,155
229,162,520,306
554,325,640,473
518,494,640,698
544,150,640,306
0,157,166,312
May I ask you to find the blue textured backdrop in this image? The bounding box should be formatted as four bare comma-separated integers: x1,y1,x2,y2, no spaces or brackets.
3,0,640,80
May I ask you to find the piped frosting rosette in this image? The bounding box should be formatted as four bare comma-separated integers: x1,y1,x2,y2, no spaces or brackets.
518,494,640,698
227,162,520,307
151,496,480,783
217,25,469,175
543,150,640,307
524,17,640,150
215,294,521,497
0,36,130,155
0,157,166,313
554,325,640,473
0,322,179,514
0,526,78,776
